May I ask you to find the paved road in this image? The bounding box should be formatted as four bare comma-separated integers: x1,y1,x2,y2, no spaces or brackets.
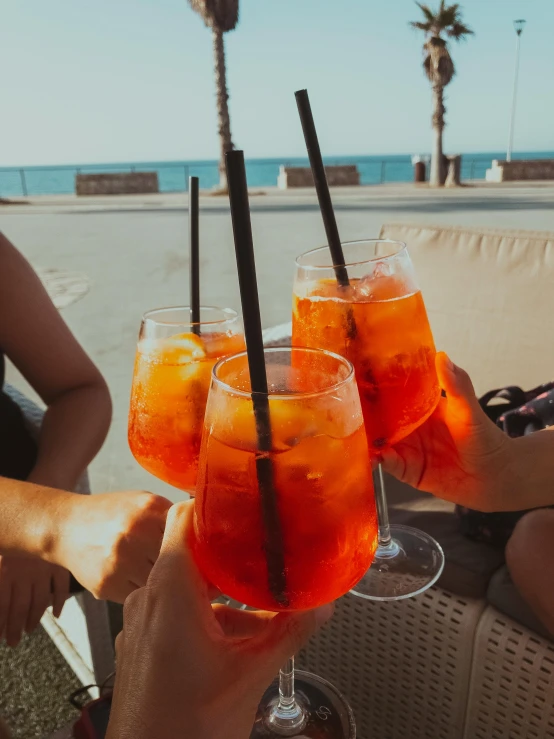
1,183,553,500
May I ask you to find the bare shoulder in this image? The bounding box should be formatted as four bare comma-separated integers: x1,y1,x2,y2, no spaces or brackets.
0,232,42,290
0,232,52,323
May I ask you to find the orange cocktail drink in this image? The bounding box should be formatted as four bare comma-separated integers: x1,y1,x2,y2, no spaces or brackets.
193,347,378,611
128,306,244,493
292,240,440,452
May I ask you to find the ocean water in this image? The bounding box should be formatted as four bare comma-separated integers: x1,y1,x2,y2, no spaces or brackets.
0,152,552,197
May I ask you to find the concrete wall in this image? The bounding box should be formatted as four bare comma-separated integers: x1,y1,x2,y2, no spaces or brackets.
76,172,159,195
486,159,554,183
278,165,360,188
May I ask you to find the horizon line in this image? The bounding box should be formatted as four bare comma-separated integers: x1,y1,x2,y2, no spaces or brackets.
1,149,552,171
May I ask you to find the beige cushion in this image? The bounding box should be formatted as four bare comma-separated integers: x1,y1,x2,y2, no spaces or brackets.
379,223,554,395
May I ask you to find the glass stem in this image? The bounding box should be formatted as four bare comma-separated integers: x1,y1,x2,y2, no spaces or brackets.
278,658,296,711
375,463,395,551
266,656,307,734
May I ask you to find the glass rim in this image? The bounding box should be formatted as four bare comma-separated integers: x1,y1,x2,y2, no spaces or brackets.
211,345,356,401
142,305,239,328
295,238,407,271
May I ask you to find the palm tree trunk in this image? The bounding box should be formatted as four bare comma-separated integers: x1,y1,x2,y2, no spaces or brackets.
212,27,234,191
430,82,445,187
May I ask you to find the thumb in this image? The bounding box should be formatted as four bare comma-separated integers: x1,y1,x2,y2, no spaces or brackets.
148,500,214,626
436,352,482,425
246,603,334,677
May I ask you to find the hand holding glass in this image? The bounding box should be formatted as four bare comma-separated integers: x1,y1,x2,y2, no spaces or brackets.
193,346,377,737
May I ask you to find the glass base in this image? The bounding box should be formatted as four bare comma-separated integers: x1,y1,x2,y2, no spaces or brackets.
250,670,356,739
213,594,250,610
350,524,445,601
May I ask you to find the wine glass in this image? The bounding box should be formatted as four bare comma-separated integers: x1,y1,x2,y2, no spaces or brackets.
128,305,244,495
292,239,445,601
193,346,377,737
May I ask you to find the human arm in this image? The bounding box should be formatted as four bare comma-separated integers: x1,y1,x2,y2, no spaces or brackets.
0,233,113,642
0,232,111,491
0,476,171,645
381,352,554,513
107,501,333,739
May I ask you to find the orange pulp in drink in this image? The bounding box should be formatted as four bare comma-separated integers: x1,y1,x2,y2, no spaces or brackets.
194,394,378,611
292,277,440,451
128,331,245,491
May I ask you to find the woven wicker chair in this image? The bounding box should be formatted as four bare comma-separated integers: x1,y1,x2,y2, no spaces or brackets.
464,606,554,739
4,384,115,689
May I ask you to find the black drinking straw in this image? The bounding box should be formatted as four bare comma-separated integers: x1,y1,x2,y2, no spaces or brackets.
225,150,288,607
295,89,350,287
189,176,200,335
295,89,357,338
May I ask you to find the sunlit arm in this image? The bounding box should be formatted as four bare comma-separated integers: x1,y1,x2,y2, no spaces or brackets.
0,476,171,603
0,232,111,491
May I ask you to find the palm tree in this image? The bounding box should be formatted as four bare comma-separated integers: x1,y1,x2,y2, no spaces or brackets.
410,1,473,186
189,0,239,191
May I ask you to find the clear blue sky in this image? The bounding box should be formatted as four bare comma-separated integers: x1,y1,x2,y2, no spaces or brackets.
1,0,552,165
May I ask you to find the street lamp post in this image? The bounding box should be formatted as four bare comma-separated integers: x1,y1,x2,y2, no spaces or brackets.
507,19,526,162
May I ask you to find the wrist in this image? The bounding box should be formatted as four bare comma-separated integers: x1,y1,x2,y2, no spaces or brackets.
38,490,84,567
499,430,554,511
493,435,532,512
477,435,518,513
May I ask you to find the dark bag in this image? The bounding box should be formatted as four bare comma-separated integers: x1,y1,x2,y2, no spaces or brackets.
73,694,112,739
70,677,114,739
456,381,554,548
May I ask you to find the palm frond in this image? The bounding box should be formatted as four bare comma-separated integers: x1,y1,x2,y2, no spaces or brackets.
438,3,459,28
415,2,437,24
188,0,239,32
410,20,432,31
447,21,474,39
